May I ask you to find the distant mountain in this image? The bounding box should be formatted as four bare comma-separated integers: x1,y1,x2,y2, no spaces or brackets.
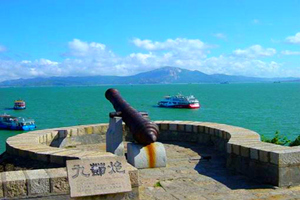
0,66,298,87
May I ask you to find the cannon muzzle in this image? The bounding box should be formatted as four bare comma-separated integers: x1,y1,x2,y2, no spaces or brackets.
105,88,159,145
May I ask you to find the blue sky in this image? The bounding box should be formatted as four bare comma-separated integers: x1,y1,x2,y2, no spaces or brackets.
0,0,299,81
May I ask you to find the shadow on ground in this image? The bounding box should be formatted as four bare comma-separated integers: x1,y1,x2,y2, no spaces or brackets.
163,141,275,190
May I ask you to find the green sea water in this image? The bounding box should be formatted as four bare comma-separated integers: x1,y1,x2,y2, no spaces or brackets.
0,83,299,153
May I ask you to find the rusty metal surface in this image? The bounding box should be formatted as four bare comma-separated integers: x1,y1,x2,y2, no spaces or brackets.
105,88,159,145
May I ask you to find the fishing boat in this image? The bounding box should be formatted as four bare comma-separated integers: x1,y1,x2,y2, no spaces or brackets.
14,100,26,110
0,114,36,131
158,94,200,109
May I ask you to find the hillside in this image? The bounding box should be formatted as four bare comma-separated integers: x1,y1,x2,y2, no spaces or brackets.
0,66,298,86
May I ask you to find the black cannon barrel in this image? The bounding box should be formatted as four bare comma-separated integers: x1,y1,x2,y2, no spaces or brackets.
105,88,159,145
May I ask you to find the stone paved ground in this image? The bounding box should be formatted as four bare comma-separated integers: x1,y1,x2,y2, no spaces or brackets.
10,141,300,200
139,142,300,200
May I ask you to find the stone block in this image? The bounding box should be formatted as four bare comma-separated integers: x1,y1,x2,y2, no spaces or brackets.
46,168,69,194
0,177,3,198
198,125,204,133
232,144,240,155
160,123,169,131
99,124,109,133
39,135,45,144
2,171,27,198
259,150,269,163
226,143,232,154
177,124,185,132
250,148,259,160
169,123,177,131
225,132,231,140
69,128,78,137
46,132,53,144
216,130,223,138
240,146,250,157
127,142,167,169
192,125,198,133
126,164,139,187
278,150,300,166
279,165,300,187
25,169,50,196
85,126,93,134
77,126,85,136
270,151,279,165
204,127,209,134
106,117,124,156
185,124,192,132
92,125,103,134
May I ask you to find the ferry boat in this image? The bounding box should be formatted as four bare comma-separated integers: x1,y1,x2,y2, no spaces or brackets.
14,100,26,110
158,94,200,109
0,114,36,131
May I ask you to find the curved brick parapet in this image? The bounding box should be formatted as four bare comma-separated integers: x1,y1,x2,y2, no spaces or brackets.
5,120,300,187
5,123,112,165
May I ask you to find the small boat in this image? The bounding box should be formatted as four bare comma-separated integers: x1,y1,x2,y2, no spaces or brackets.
14,100,26,110
0,114,36,131
158,94,200,109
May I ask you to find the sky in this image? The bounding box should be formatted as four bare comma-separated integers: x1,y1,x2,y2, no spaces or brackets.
0,0,300,81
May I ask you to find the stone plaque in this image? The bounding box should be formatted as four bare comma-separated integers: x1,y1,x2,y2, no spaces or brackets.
66,157,132,197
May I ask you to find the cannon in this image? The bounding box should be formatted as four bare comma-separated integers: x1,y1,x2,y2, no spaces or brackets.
105,88,159,145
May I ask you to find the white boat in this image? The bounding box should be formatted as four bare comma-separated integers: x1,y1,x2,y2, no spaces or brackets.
158,94,200,109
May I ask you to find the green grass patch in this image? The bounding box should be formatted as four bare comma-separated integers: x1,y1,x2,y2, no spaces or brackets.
154,181,162,187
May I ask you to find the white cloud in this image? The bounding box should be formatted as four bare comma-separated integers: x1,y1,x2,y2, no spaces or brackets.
0,45,7,52
233,45,276,58
202,56,283,77
0,38,299,82
213,33,226,40
67,39,112,58
132,38,207,55
281,50,300,55
286,32,300,44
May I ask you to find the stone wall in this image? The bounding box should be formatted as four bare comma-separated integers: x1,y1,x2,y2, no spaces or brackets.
1,121,300,198
2,123,139,199
0,167,139,199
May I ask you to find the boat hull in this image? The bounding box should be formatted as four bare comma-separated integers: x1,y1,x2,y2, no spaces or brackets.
13,106,26,110
158,103,200,109
0,124,36,131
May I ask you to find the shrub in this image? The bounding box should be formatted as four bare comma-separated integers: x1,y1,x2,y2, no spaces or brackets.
261,131,291,145
289,135,300,146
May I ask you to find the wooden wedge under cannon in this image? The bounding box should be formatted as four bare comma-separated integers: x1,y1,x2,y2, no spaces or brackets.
105,88,159,145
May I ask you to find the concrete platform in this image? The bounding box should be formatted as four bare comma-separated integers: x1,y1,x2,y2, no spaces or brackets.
21,141,300,200
139,142,300,200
